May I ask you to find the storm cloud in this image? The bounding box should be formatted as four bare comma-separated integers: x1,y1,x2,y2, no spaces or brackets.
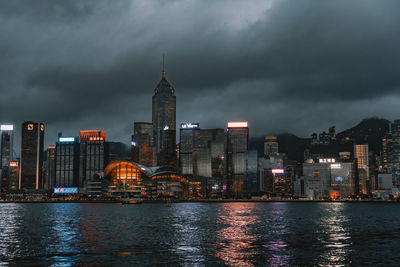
1,0,400,150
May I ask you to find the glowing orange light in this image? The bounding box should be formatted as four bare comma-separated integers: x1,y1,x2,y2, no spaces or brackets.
330,190,340,200
9,161,18,167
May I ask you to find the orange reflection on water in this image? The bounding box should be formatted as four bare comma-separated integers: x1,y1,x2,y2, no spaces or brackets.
215,203,259,267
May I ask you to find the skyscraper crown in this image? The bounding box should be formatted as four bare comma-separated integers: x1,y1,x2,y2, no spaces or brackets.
154,71,175,95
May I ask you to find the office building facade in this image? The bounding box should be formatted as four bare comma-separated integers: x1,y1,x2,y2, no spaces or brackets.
226,122,249,198
20,121,45,190
45,146,56,190
264,136,278,157
354,144,369,195
0,125,14,169
79,130,109,187
152,70,176,166
179,123,200,175
55,136,80,188
131,122,153,166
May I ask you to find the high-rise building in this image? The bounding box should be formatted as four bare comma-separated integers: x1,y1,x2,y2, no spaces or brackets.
390,120,400,185
79,130,108,186
0,124,14,169
245,150,258,194
0,161,19,195
20,121,45,191
354,143,369,195
55,136,80,188
45,146,56,190
264,136,279,158
152,70,176,166
131,122,153,166
192,128,226,180
226,122,249,198
381,132,393,173
179,123,200,175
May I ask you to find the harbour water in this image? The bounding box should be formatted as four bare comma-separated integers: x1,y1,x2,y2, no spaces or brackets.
1,202,399,266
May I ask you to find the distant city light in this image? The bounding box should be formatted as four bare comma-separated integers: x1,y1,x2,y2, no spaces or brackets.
319,158,336,163
272,169,285,174
164,126,169,130
131,141,137,146
0,125,13,131
59,137,75,142
227,122,248,128
331,163,342,169
9,161,18,167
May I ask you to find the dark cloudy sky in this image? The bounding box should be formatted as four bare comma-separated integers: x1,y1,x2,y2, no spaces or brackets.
1,0,400,152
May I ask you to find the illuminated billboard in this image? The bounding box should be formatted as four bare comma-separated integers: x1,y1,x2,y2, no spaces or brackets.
0,125,13,131
319,158,335,163
59,137,76,142
54,187,78,194
227,122,248,128
9,161,18,167
180,123,200,129
265,136,277,141
330,163,341,169
272,169,284,174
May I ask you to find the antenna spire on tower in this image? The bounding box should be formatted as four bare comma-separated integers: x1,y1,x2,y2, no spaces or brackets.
162,53,166,79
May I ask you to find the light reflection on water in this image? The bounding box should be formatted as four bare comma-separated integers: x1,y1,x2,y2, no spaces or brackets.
1,202,400,266
317,203,351,265
215,203,259,266
262,202,291,267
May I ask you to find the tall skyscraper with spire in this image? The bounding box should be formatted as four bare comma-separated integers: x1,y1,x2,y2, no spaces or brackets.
152,61,177,166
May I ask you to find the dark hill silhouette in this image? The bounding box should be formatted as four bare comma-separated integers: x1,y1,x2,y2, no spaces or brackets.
250,117,390,162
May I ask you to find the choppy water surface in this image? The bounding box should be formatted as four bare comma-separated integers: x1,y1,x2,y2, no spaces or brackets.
1,202,400,266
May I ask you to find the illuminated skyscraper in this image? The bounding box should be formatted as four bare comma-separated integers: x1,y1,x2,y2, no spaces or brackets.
55,136,80,188
131,122,153,166
354,143,369,195
152,69,176,166
381,132,393,173
20,121,45,190
0,124,14,168
226,122,249,198
0,161,19,196
264,136,279,158
79,130,109,187
179,123,200,175
390,120,400,185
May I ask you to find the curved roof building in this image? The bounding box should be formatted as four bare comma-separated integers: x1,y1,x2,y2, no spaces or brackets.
104,161,188,198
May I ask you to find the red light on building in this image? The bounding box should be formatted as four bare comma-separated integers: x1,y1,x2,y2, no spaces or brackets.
227,122,248,128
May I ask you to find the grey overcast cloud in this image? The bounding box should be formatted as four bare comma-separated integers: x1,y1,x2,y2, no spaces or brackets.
1,0,400,151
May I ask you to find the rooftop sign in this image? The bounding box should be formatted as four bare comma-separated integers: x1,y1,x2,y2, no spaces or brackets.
227,122,248,128
180,123,200,129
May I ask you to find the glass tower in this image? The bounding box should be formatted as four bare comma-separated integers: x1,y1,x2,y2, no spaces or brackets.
0,125,14,169
152,70,176,166
20,121,45,190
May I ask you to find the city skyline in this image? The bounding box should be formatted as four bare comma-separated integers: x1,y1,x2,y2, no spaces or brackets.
1,0,400,149
2,2,400,266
